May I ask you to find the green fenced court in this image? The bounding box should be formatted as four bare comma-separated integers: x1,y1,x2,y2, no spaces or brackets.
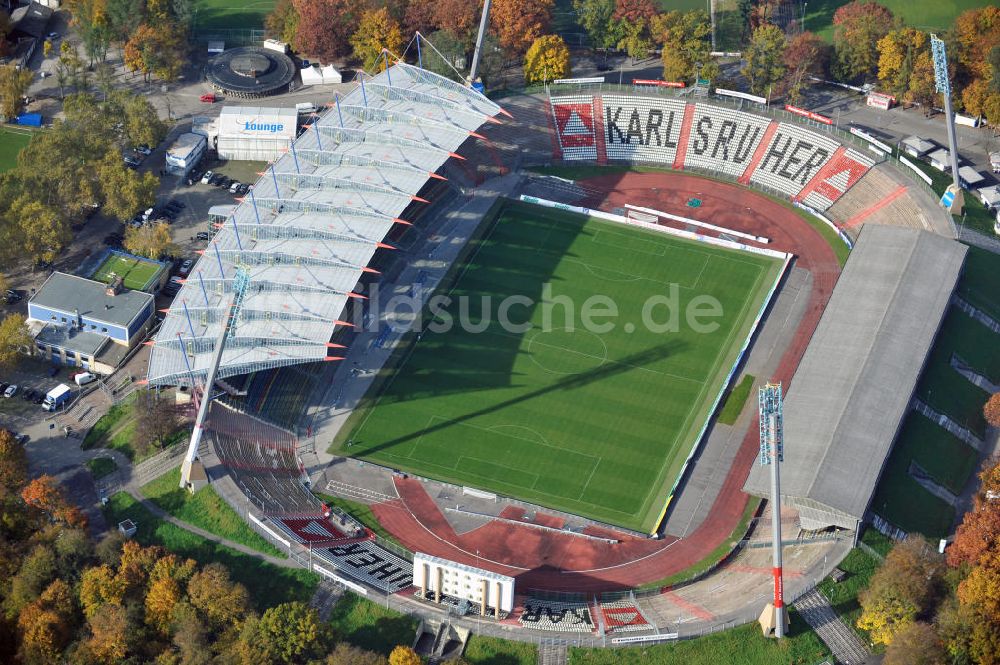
194,0,276,30
337,201,783,532
90,252,165,291
0,127,33,173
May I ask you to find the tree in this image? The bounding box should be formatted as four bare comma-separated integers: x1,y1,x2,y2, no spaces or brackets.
98,152,158,222
403,0,437,36
949,456,1000,568
324,643,388,665
742,24,787,97
0,314,30,371
130,389,182,456
389,645,422,665
884,621,946,665
7,196,69,265
574,0,623,52
86,602,132,664
0,64,33,120
0,428,27,495
490,0,554,55
124,222,174,262
145,576,182,634
5,545,56,618
832,0,896,81
953,7,1000,83
265,0,299,45
187,562,250,629
21,475,87,528
858,535,944,645
783,32,830,104
239,602,329,664
523,35,570,84
957,549,1000,664
654,11,713,83
876,28,928,99
422,30,467,80
17,579,76,664
350,8,405,71
987,393,1000,428
293,0,368,62
79,565,126,619
433,0,479,46
613,0,656,23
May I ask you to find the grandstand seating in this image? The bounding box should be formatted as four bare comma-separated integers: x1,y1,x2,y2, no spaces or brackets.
315,541,414,593
602,95,687,164
550,96,599,161
599,599,652,633
684,104,773,178
518,599,595,632
749,122,841,199
826,166,929,232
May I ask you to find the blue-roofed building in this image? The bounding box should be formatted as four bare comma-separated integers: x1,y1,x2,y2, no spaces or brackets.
27,272,155,373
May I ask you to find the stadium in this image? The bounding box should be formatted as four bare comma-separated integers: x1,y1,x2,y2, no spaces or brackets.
146,62,972,648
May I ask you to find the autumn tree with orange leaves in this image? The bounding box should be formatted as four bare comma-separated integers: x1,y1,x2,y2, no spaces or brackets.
21,475,87,529
490,0,554,55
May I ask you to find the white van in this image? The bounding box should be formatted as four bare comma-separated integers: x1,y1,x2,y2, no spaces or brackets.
295,102,317,115
74,372,97,386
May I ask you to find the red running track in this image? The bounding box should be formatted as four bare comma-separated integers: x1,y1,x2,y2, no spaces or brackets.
370,171,842,592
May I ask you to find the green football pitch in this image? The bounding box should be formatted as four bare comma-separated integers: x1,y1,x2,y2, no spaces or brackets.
339,202,783,532
91,254,162,291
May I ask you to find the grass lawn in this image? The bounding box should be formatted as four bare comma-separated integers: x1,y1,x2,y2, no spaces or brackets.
463,635,538,665
85,456,118,479
933,308,1000,384
717,373,755,425
338,201,782,532
90,253,163,291
817,542,882,646
870,441,956,538
0,127,33,172
314,493,407,552
568,608,828,664
915,350,988,438
142,466,285,558
803,0,981,42
958,245,1000,324
193,0,275,30
903,156,997,237
81,397,186,462
891,412,979,495
103,492,317,609
328,593,418,656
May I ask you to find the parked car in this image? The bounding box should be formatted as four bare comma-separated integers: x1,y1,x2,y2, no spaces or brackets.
135,145,152,156
216,176,231,189
200,93,218,103
46,32,59,41
208,173,225,186
195,231,211,241
228,181,242,194
123,156,140,169
0,382,8,393
5,289,22,304
4,384,18,398
74,372,97,386
201,171,214,185
178,259,194,276
21,388,34,401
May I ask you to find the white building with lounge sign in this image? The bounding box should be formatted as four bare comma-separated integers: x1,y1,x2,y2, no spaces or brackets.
216,106,298,161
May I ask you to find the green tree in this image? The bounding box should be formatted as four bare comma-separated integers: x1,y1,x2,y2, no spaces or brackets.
523,35,571,85
265,0,299,44
0,64,33,120
422,30,467,81
574,0,623,52
7,196,69,264
239,602,329,665
884,621,946,665
742,24,787,98
98,152,158,222
187,562,251,630
0,314,30,371
4,544,57,618
832,0,896,81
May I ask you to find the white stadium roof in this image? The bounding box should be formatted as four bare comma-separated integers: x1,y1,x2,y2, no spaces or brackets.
147,63,505,386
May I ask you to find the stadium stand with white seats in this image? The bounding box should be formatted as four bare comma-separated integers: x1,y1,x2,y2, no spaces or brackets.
825,165,930,232
683,104,773,178
602,95,687,164
799,148,876,211
518,599,595,632
315,541,414,593
749,122,841,198
550,96,599,161
599,599,653,633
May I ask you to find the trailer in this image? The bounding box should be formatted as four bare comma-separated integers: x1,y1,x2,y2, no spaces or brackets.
42,383,72,411
165,132,207,177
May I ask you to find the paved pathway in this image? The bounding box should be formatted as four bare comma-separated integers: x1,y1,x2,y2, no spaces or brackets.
794,588,870,665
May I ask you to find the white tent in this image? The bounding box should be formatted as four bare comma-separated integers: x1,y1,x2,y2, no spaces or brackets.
300,65,324,86
320,65,342,84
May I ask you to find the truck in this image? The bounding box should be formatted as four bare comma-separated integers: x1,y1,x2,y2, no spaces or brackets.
165,132,207,177
42,384,72,411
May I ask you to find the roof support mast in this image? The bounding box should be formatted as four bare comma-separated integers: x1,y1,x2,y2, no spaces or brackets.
468,0,492,89
758,383,788,638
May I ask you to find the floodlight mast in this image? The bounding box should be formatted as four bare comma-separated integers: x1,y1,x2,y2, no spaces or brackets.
468,0,493,88
930,33,964,214
758,383,788,638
